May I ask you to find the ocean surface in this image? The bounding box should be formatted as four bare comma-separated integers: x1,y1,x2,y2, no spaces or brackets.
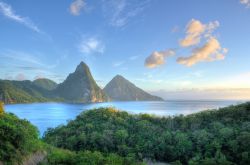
5,100,244,136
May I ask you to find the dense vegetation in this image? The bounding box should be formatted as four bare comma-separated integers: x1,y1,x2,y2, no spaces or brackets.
0,101,4,114
33,78,58,90
40,148,143,165
44,103,250,165
0,111,43,164
0,80,61,104
0,104,142,165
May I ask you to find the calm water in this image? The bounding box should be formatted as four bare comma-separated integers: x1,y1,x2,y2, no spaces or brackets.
5,100,244,136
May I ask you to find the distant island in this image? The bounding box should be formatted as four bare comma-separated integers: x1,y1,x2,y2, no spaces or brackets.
0,61,163,104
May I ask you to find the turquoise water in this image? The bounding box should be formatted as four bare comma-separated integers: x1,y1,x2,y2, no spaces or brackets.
5,100,243,136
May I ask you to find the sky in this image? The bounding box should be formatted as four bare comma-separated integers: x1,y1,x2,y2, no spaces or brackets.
0,0,250,100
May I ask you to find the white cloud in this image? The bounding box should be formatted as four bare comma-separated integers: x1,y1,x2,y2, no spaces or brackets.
113,61,124,67
70,0,86,16
240,0,250,8
79,37,105,54
103,0,150,27
177,37,227,66
145,49,175,68
0,1,41,33
179,19,219,47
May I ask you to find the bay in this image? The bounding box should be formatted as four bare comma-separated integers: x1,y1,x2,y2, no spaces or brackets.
5,100,243,136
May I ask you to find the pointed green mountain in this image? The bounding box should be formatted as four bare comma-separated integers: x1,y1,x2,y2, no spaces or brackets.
104,75,163,101
55,62,108,103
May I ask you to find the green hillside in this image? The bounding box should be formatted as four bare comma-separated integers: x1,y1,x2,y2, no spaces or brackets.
33,78,58,90
0,110,44,163
0,80,49,103
44,102,250,165
0,104,142,165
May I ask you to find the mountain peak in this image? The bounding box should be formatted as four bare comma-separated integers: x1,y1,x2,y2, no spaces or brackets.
113,74,125,80
56,61,107,103
104,75,163,101
75,61,89,73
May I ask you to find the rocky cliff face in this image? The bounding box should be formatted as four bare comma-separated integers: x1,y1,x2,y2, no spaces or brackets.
55,62,107,103
104,75,163,101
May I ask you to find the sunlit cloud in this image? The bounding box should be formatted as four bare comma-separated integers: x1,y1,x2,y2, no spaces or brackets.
177,19,227,66
179,19,219,47
70,0,86,16
177,37,228,66
240,0,250,8
0,1,41,33
145,49,175,68
79,37,105,54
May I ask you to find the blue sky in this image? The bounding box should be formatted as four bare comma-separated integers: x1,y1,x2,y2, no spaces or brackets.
0,0,250,99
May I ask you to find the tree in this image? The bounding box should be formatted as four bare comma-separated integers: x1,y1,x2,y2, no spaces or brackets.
0,101,4,115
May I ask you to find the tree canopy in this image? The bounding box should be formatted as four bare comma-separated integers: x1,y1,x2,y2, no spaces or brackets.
44,102,250,165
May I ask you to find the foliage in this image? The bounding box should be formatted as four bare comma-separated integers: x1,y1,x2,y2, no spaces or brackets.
33,78,58,90
0,80,60,104
40,148,144,165
44,103,250,164
0,101,4,114
0,112,43,164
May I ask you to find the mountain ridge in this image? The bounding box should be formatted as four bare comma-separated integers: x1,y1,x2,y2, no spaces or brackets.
0,62,163,103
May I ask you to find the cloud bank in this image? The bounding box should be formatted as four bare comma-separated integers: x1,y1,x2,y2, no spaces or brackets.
0,1,41,32
145,49,175,68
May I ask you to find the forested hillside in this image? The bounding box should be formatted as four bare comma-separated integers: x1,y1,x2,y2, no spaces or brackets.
0,108,44,163
0,103,142,165
44,103,250,165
